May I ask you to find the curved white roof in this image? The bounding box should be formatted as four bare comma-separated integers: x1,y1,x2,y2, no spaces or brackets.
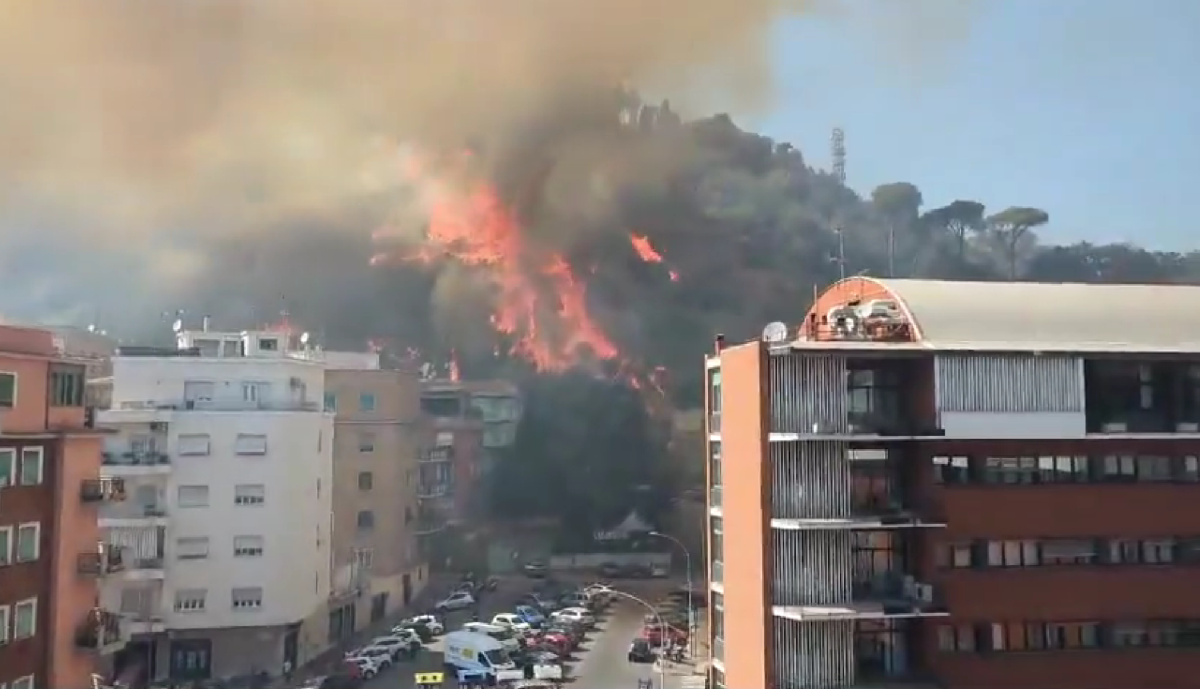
869,278,1200,353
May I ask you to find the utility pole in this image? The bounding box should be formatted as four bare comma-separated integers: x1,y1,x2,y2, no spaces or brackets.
834,226,847,281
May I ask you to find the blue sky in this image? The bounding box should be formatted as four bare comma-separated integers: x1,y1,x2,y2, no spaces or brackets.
745,0,1200,250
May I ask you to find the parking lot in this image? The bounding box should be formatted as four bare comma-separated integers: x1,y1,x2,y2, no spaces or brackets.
336,575,703,689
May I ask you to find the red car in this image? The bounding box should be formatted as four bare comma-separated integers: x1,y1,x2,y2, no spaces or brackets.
538,632,573,656
641,623,688,646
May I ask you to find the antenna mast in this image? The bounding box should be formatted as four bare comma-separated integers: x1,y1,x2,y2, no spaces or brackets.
831,127,846,185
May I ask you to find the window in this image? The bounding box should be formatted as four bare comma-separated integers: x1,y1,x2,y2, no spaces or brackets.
1044,622,1100,649
936,624,976,652
0,525,11,566
358,471,373,491
233,535,264,557
355,548,374,571
174,589,207,612
0,448,12,486
19,447,43,485
710,442,722,487
1043,455,1091,483
323,392,337,412
1106,538,1176,564
13,597,36,639
232,587,264,610
357,510,375,532
983,456,1038,484
120,587,155,615
234,484,265,505
49,364,85,407
1142,539,1175,564
0,604,9,644
358,433,375,452
1041,539,1097,565
176,537,210,560
987,540,1040,567
937,543,975,568
15,523,39,563
183,380,215,407
1137,455,1172,482
0,371,15,408
177,485,210,507
177,434,211,456
12,676,34,689
234,434,268,455
359,393,376,412
1180,456,1200,482
932,455,970,484
242,381,270,403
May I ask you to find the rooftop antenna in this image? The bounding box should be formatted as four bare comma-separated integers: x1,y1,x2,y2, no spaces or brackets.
832,226,847,281
831,127,846,185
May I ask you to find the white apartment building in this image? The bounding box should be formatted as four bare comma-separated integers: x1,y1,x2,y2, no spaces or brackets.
95,328,334,682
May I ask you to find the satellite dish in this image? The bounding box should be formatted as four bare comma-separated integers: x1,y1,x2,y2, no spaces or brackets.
300,332,310,345
762,321,789,344
171,319,183,333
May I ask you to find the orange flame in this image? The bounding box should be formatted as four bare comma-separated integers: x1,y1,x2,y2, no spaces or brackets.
376,153,620,372
629,233,680,282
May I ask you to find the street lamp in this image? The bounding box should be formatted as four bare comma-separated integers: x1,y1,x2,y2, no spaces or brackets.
648,531,694,656
606,588,668,689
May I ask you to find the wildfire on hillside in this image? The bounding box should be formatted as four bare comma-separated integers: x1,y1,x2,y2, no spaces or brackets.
367,145,672,396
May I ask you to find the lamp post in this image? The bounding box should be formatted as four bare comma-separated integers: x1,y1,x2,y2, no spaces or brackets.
649,531,694,657
607,588,668,689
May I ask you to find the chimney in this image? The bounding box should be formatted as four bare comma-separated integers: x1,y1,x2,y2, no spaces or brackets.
201,316,211,332
714,334,725,353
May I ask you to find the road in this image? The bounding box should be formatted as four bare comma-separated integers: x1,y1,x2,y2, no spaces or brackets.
355,577,705,689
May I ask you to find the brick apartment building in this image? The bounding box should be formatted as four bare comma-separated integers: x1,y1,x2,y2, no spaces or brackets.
0,325,114,689
707,277,1200,689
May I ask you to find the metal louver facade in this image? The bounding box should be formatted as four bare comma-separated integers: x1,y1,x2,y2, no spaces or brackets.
771,442,851,519
935,354,1083,413
770,354,848,434
772,618,856,689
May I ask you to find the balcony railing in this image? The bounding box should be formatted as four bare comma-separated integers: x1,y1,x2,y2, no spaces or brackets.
75,609,124,652
78,547,126,576
99,502,168,521
852,572,945,613
81,478,126,503
417,483,451,499
130,556,165,570
103,451,169,467
420,447,453,463
118,399,320,412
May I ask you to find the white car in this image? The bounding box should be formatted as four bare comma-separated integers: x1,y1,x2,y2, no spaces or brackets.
552,607,595,626
402,614,445,635
372,634,420,657
491,613,532,632
436,591,476,612
348,645,394,669
345,655,384,679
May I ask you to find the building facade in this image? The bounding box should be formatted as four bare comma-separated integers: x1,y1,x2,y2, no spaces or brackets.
96,328,334,682
325,357,427,645
0,325,109,689
709,277,1200,689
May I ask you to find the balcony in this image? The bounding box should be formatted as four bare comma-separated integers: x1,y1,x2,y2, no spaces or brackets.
99,502,168,527
848,496,945,530
75,609,126,654
126,556,166,580
417,482,451,500
852,572,947,617
102,451,171,476
419,447,453,464
81,478,126,503
77,546,126,576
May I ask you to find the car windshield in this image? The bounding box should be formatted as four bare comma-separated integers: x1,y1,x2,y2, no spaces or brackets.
484,649,510,666
491,628,514,640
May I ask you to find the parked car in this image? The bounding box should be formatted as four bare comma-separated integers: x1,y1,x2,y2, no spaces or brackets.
347,646,394,669
523,560,549,578
492,613,532,632
534,632,572,658
641,622,688,646
435,591,476,612
599,561,624,577
393,621,433,643
400,613,445,635
552,607,595,627
628,638,656,663
371,633,421,657
343,656,383,679
514,604,546,628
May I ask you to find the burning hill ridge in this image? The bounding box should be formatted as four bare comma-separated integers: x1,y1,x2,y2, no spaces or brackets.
368,142,679,384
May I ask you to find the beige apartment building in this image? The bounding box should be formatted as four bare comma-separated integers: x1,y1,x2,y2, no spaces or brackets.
325,360,428,643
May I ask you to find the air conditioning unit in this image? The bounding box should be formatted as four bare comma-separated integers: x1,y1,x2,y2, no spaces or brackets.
1101,422,1128,433
915,583,934,603
1178,422,1200,433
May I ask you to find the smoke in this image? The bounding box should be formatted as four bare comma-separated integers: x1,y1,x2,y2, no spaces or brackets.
0,0,972,337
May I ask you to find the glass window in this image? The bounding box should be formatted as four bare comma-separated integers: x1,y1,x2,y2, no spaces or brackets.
323,392,337,412
359,393,376,412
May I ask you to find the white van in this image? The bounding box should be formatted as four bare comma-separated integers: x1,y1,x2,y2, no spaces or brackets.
442,631,523,683
460,622,521,651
